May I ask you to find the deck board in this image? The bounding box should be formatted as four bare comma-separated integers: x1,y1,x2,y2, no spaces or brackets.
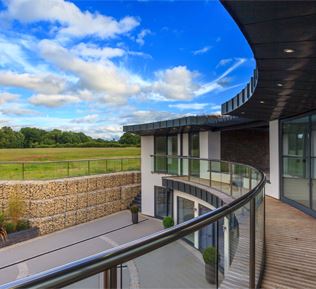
262,197,316,289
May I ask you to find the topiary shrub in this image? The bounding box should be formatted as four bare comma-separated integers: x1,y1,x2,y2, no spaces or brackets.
162,216,174,228
16,219,30,231
130,205,139,214
5,222,15,234
203,246,217,265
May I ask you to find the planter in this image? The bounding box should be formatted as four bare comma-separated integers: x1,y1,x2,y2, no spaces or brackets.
132,212,139,224
0,227,39,249
205,263,216,284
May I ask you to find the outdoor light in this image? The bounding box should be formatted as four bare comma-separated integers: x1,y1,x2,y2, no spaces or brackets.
260,101,265,104
283,48,295,53
277,83,283,87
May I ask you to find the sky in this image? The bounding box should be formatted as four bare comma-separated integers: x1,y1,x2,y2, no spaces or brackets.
0,0,254,140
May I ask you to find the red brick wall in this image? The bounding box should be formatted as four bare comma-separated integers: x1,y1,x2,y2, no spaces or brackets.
221,129,269,173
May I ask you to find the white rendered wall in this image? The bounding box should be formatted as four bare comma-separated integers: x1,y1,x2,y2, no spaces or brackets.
141,136,167,216
266,120,280,199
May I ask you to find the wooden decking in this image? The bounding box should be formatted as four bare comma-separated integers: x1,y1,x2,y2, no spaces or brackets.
262,197,316,289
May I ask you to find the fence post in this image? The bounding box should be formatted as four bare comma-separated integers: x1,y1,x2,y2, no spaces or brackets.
88,160,91,175
249,197,256,289
120,159,123,171
67,161,70,177
22,163,25,180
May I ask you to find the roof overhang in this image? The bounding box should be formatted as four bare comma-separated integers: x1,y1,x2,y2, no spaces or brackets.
221,1,316,120
123,115,267,135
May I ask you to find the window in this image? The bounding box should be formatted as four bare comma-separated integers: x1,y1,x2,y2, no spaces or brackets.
189,132,200,177
154,186,173,219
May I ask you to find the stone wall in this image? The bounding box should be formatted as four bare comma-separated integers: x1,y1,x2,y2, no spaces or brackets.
0,172,140,235
221,129,270,173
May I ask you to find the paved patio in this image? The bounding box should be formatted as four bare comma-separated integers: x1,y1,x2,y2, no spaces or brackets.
0,211,212,288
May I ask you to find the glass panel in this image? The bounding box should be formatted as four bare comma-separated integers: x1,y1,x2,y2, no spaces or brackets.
177,196,195,245
219,203,250,288
167,135,178,156
255,189,264,284
155,186,173,219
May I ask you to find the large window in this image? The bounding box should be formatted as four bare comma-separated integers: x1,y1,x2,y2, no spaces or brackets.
154,135,178,174
177,196,195,244
154,186,173,219
282,113,316,215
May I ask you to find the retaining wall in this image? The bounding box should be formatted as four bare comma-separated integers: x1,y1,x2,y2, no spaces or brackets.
0,171,141,235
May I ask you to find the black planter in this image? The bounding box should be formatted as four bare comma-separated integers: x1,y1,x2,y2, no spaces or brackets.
205,263,216,284
0,227,39,249
132,212,139,224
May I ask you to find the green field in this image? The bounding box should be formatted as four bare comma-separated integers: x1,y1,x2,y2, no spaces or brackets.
0,147,140,180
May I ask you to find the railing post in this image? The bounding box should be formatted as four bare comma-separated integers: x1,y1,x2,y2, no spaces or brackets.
22,163,25,180
209,161,212,187
67,161,70,177
229,163,233,196
249,197,256,289
249,168,252,190
104,267,117,289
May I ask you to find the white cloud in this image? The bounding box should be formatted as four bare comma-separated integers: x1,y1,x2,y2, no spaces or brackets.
39,40,142,104
195,58,246,96
169,103,208,110
192,46,211,55
0,104,38,116
29,93,81,107
0,92,19,104
121,110,190,125
1,0,139,39
71,43,125,60
216,58,233,68
0,71,66,94
151,66,199,101
136,29,151,46
71,114,99,123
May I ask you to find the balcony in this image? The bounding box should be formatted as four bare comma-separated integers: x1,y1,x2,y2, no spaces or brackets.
2,156,266,289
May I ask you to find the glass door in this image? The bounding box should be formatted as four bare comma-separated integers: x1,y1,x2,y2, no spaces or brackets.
282,117,310,207
177,196,195,244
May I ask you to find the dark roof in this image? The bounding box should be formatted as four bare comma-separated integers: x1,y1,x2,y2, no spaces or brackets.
221,1,316,120
123,115,267,135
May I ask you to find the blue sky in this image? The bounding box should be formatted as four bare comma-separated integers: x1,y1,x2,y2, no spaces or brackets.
0,0,254,139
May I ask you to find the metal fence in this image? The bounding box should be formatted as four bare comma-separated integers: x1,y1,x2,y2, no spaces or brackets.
0,158,141,180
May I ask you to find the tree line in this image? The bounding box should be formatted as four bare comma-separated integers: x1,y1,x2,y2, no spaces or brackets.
0,127,140,148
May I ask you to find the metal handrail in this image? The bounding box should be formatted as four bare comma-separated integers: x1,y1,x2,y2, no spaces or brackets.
1,158,266,289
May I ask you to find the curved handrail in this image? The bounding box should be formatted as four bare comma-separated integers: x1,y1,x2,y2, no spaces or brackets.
0,159,265,289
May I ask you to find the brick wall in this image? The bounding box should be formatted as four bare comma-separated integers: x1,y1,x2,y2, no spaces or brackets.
0,172,140,235
221,129,269,173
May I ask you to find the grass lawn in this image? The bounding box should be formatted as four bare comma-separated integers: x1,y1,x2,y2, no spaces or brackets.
0,147,140,180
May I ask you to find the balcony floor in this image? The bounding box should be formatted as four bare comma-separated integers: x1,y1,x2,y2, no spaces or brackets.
262,197,316,289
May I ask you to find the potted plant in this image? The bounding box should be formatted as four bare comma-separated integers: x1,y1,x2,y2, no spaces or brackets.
162,216,174,228
130,204,139,224
202,246,218,284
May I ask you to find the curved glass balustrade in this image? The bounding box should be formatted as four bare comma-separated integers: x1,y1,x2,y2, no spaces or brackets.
1,157,265,289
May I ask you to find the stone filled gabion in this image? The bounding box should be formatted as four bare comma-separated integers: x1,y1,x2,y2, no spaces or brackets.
0,172,140,235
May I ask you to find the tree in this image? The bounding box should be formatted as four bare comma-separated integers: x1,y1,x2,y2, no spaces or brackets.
119,132,140,146
20,127,46,147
